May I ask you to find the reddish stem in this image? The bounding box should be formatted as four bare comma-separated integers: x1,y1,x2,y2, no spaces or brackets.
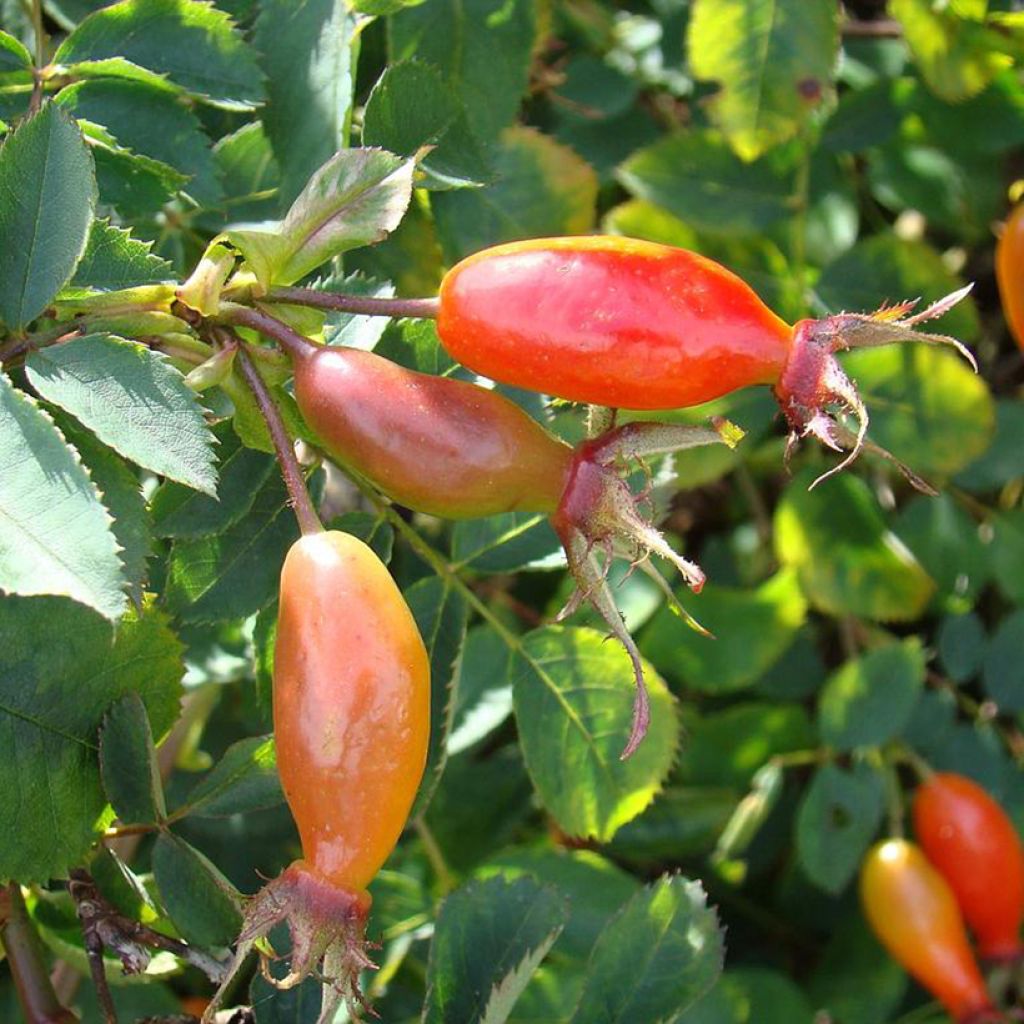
267,287,440,320
220,304,318,360
233,341,322,536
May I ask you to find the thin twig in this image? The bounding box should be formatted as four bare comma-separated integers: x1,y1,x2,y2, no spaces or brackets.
219,303,317,360
266,287,440,320
231,337,321,535
1,885,77,1024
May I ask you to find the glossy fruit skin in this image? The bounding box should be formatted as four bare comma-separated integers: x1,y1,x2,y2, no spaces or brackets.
860,839,995,1022
274,530,430,893
996,204,1024,351
292,345,573,518
437,236,792,410
914,772,1024,960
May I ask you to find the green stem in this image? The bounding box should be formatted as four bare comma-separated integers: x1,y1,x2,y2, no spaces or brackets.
30,0,45,67
1,886,77,1024
413,819,455,895
233,341,322,536
266,287,440,320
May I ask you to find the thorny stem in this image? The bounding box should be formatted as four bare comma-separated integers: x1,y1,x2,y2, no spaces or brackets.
219,303,318,360
266,287,440,321
1,885,77,1024
232,339,322,536
413,820,455,895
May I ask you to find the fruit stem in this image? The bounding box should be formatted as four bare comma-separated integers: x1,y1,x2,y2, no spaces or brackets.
219,302,319,359
266,287,440,320
233,338,322,536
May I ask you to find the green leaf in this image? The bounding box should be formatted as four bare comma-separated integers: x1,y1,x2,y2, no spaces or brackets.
0,28,32,71
67,218,172,292
640,571,806,694
151,422,275,539
49,409,151,606
796,762,884,894
449,624,515,755
938,612,986,683
451,513,563,573
326,510,394,563
990,509,1024,605
893,494,990,611
432,125,597,264
480,849,640,963
363,59,493,190
681,968,814,1024
821,79,903,153
177,735,284,818
99,692,165,824
818,640,926,751
0,598,183,882
0,375,126,618
0,103,96,329
816,234,979,342
318,271,396,350
164,471,301,623
983,610,1024,713
227,147,414,288
26,335,218,494
775,470,935,621
956,401,1024,491
55,77,222,205
677,702,814,789
249,975,323,1023
688,0,838,160
54,0,265,110
891,0,1011,102
253,0,356,208
512,627,678,842
151,833,241,947
424,875,569,1024
844,347,994,480
570,876,723,1024
389,0,535,145
406,576,469,817
617,130,794,237
805,916,907,1024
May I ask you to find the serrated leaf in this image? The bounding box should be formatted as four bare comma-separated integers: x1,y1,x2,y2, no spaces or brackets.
100,692,166,824
55,77,222,205
432,125,597,264
423,876,569,1024
775,469,935,621
818,640,925,750
451,513,564,574
151,422,275,539
253,0,356,208
407,577,469,818
891,0,1011,102
226,147,413,288
50,410,151,604
164,471,302,623
318,271,397,350
54,0,265,110
688,0,839,161
796,762,884,894
177,735,284,818
152,833,241,947
26,334,218,494
363,58,493,190
640,571,806,694
448,624,515,755
0,374,125,618
512,627,678,842
389,0,535,146
617,130,793,237
0,103,96,328
570,875,723,1024
67,218,173,292
0,597,183,882
0,28,32,71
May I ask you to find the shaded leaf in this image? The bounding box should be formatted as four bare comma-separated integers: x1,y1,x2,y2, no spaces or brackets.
100,692,165,824
983,610,1024,713
451,513,563,573
0,103,96,328
67,218,173,292
177,735,283,818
